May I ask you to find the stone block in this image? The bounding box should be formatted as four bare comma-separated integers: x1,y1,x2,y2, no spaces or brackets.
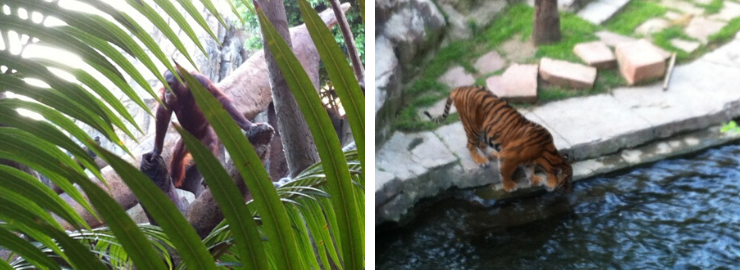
615,40,666,85
595,31,637,47
539,57,597,89
573,41,616,69
685,17,727,44
438,66,475,88
489,64,538,103
474,51,506,74
670,38,701,53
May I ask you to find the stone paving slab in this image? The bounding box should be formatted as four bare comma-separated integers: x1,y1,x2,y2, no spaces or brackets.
660,0,705,15
530,94,654,161
709,1,740,21
577,0,630,25
685,17,727,44
670,38,701,53
438,66,475,88
474,51,506,74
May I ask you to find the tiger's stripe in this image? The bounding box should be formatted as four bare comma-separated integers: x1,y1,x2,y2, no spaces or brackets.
424,86,572,192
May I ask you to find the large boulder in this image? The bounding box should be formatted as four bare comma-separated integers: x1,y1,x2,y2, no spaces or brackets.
436,0,508,42
375,0,446,148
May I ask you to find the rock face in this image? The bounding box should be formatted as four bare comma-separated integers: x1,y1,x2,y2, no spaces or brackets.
574,41,616,69
487,64,539,103
380,0,446,72
539,58,597,89
615,40,667,85
376,0,447,148
437,0,508,42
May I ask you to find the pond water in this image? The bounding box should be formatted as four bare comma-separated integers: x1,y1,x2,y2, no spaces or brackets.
377,143,740,269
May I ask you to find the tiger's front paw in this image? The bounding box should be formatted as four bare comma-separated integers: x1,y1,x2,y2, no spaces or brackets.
530,175,543,186
501,181,518,192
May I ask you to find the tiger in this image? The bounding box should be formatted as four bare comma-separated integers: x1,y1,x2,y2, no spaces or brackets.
424,86,572,192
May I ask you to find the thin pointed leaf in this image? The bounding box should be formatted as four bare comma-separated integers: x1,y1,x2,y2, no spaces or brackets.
0,164,88,230
258,9,362,269
0,205,108,270
175,124,268,270
173,0,221,43
287,205,318,269
198,0,229,28
77,0,180,89
124,0,199,69
151,0,211,56
0,131,169,270
178,65,302,269
0,14,123,81
0,106,102,181
92,145,218,270
298,0,365,173
0,72,130,157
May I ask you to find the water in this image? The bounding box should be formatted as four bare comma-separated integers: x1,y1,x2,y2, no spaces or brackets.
377,143,740,269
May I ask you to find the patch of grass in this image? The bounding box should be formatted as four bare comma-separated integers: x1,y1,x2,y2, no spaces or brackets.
652,26,698,62
709,15,740,44
478,4,534,47
594,69,625,93
697,0,723,14
603,1,667,36
536,12,601,62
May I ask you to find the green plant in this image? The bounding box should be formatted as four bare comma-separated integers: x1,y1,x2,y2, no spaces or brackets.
603,0,667,35
0,0,364,269
721,121,740,133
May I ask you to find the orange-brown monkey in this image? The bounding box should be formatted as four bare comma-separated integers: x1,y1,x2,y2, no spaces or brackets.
143,70,267,194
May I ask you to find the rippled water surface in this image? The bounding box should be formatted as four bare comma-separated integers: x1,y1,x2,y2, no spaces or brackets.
377,143,740,269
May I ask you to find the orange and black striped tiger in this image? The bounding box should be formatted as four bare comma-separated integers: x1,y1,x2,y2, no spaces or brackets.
424,86,572,192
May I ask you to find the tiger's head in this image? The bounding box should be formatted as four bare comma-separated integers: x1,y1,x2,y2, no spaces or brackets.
552,153,573,192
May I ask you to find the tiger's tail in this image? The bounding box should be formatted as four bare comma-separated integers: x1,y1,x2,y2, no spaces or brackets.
424,96,453,123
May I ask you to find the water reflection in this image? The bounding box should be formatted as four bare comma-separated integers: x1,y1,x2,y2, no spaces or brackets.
377,143,740,269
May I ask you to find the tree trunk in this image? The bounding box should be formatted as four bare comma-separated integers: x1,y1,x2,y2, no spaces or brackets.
328,0,364,87
256,0,320,177
533,0,561,45
267,102,289,180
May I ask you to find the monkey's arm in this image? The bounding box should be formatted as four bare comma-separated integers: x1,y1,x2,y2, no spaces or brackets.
152,102,173,156
211,88,254,132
